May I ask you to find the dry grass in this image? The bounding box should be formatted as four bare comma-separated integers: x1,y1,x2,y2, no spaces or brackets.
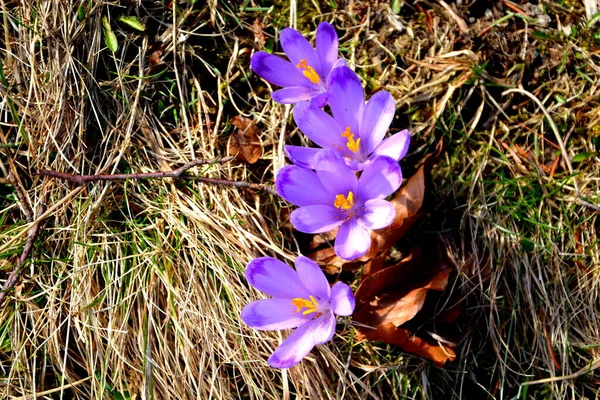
0,1,599,399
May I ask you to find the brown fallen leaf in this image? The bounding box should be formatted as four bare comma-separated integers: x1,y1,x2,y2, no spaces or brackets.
353,248,457,365
228,116,263,164
353,253,452,328
356,268,451,327
357,323,456,366
361,252,387,276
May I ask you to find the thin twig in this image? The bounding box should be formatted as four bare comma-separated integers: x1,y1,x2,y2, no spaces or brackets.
38,155,278,195
8,173,33,222
0,203,45,306
502,88,600,211
11,376,92,400
38,156,235,184
521,357,600,386
192,176,278,195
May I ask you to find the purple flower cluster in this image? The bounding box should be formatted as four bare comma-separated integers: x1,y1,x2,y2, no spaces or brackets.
242,22,410,369
253,22,410,261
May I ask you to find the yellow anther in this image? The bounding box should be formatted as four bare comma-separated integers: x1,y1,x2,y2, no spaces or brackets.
334,191,354,210
296,59,320,84
291,295,319,315
341,126,361,153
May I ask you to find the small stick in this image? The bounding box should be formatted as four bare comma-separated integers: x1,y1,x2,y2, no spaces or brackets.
8,173,33,222
38,156,235,184
192,177,278,196
521,357,600,386
0,204,45,306
11,376,92,400
38,155,278,195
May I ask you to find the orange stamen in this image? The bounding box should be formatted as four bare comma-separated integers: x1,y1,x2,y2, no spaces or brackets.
296,59,320,84
291,295,319,315
341,126,361,153
334,191,354,210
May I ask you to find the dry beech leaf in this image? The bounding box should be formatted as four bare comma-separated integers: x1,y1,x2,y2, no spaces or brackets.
353,250,456,365
308,247,337,264
227,116,262,164
353,251,451,328
354,266,452,328
354,251,428,303
357,323,456,366
362,253,387,276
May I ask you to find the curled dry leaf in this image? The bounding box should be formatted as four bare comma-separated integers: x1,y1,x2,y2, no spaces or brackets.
355,265,452,327
361,252,387,277
228,116,263,164
354,253,451,328
359,323,456,367
353,249,457,365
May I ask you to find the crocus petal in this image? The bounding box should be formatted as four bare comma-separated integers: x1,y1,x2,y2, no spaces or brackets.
316,22,338,76
293,102,346,149
241,298,312,331
335,218,371,260
290,205,345,234
276,165,330,206
371,129,411,161
357,156,402,200
330,282,355,316
268,318,316,368
344,158,364,171
327,58,347,80
284,145,320,169
311,311,336,345
272,87,319,104
295,256,330,301
360,91,396,155
357,198,396,230
327,66,365,134
314,149,358,198
309,92,329,108
280,28,322,78
268,313,334,368
251,52,307,88
245,257,310,299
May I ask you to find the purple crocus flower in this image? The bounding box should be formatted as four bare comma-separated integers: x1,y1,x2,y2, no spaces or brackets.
276,149,402,260
285,66,411,170
241,256,355,369
251,22,343,105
